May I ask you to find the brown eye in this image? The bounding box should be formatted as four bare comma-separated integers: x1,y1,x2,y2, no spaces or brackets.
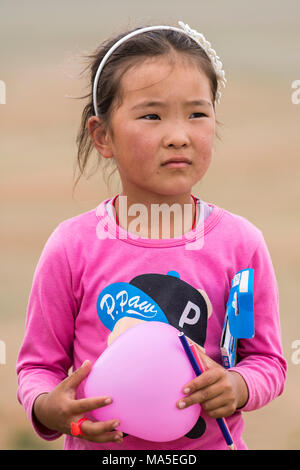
140,114,160,120
190,112,207,118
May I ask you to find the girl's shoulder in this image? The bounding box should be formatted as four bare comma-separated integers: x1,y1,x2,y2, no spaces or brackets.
57,206,97,231
43,206,100,256
211,202,263,235
208,202,266,251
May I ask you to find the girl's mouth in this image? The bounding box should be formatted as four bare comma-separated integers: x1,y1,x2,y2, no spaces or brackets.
162,157,192,168
162,161,191,168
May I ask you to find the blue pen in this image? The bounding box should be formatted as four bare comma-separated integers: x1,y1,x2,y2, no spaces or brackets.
178,332,236,450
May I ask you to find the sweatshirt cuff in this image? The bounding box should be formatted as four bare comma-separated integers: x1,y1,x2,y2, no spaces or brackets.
30,392,63,441
228,366,256,412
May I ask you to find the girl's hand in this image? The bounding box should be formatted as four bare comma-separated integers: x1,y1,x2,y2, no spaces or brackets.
33,360,123,444
177,347,248,418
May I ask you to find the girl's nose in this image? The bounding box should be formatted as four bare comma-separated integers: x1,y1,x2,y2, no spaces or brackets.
162,122,190,148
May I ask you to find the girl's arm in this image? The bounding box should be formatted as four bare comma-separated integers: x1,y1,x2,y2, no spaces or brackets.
177,232,287,415
16,224,77,439
16,223,124,444
228,233,287,411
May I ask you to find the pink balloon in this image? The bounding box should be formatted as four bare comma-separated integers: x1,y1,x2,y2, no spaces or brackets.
84,321,201,442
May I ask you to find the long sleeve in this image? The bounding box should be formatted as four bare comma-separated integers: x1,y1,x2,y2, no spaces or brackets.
16,224,78,439
229,233,287,411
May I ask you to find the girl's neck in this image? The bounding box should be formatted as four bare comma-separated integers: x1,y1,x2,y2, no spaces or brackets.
112,192,198,239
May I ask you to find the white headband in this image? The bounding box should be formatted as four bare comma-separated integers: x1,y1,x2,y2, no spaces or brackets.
93,21,226,116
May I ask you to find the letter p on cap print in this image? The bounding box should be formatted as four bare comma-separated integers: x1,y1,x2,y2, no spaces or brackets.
179,301,201,327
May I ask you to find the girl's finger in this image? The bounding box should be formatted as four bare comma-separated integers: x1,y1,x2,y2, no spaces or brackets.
182,367,221,396
204,401,237,419
80,419,123,443
70,395,113,415
178,381,224,409
201,394,232,413
195,347,216,369
62,360,92,390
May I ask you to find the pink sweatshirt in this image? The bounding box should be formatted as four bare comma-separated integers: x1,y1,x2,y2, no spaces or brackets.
16,197,287,450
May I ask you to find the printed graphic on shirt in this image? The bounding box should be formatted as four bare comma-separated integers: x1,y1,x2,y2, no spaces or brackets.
96,270,213,441
97,270,212,348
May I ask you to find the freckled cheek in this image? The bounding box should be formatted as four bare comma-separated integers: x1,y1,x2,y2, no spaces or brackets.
196,133,214,158
127,131,158,164
193,134,214,178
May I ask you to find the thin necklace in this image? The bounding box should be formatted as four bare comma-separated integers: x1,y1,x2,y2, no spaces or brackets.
111,194,198,230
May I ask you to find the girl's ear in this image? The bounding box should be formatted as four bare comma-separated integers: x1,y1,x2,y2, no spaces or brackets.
87,116,114,159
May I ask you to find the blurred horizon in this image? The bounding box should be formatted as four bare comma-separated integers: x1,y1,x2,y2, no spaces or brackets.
1,0,300,75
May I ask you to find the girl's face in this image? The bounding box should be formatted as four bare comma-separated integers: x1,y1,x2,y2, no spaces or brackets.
95,54,216,200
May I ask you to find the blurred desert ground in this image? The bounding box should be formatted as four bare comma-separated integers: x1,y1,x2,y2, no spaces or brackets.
1,0,300,450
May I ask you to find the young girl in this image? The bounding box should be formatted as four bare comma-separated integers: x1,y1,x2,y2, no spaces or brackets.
17,20,287,450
